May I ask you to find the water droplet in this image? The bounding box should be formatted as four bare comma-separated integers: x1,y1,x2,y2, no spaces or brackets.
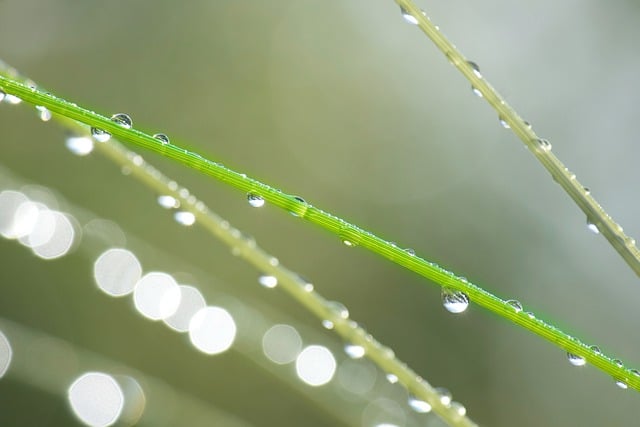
506,299,523,313
380,346,395,359
589,345,602,355
524,121,532,129
526,312,536,319
4,93,21,104
405,248,416,256
91,127,111,142
289,196,308,217
567,352,586,367
258,275,278,288
247,192,265,208
36,105,52,122
450,401,466,417
407,396,432,413
442,287,469,314
435,387,452,406
321,319,334,330
303,283,314,292
0,89,5,102
174,211,195,226
327,301,349,319
400,6,426,25
386,373,399,384
157,195,179,209
499,116,510,129
344,344,365,359
583,187,591,195
65,135,94,156
631,369,640,377
153,133,170,145
467,61,482,78
613,359,624,368
111,113,133,129
586,218,600,234
536,138,552,152
615,379,628,390
269,257,279,267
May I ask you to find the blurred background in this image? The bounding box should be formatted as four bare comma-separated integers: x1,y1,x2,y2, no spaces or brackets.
1,0,639,426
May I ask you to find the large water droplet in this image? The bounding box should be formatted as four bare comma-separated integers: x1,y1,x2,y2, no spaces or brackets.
4,93,21,104
174,211,195,226
36,105,52,122
111,113,133,129
247,192,265,208
536,138,552,152
258,275,278,288
344,344,365,359
442,287,469,314
407,396,432,413
567,352,586,367
435,387,452,406
506,299,523,313
400,6,426,25
91,127,111,142
586,218,600,234
153,133,170,145
615,379,628,390
157,195,179,209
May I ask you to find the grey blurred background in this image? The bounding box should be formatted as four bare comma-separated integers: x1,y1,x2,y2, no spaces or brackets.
1,0,639,426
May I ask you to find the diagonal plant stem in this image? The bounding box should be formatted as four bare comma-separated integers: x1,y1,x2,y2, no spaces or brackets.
394,0,640,278
0,65,638,393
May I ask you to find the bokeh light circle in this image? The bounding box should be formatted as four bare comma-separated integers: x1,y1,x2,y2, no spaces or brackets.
68,372,124,427
295,345,336,386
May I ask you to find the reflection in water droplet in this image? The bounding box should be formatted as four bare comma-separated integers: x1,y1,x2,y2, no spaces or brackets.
499,116,510,129
174,211,195,226
247,193,265,208
567,352,586,367
506,299,523,313
586,218,600,234
408,396,432,413
435,387,452,406
91,127,111,142
259,275,278,289
153,133,170,145
111,113,133,129
157,195,179,209
36,105,52,122
536,138,552,152
442,287,469,314
344,344,365,359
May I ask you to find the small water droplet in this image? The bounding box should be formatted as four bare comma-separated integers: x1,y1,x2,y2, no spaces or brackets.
153,133,170,145
386,373,399,384
524,121,532,129
344,344,365,359
615,379,628,390
435,387,452,406
467,61,482,78
36,105,52,122
450,401,466,417
327,301,349,319
400,6,426,25
506,299,523,313
405,248,416,256
442,287,469,314
380,346,395,359
111,113,133,129
91,127,111,142
499,116,510,129
586,218,600,234
408,396,432,413
583,187,591,195
526,312,536,319
589,345,602,355
269,257,279,267
247,192,265,208
613,359,624,368
536,138,552,152
289,196,308,217
303,282,314,292
157,195,179,209
65,135,94,156
4,93,21,104
321,319,334,330
631,369,640,377
567,352,587,367
0,89,5,102
174,211,195,226
258,275,278,288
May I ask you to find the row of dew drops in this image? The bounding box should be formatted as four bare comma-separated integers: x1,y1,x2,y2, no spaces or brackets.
3,80,637,391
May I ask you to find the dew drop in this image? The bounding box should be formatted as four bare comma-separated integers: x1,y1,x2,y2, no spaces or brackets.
386,373,399,384
247,192,265,208
90,127,111,142
536,138,552,152
327,301,349,319
153,133,170,145
631,369,640,377
499,116,510,129
289,196,308,217
0,89,5,102
405,248,416,256
613,359,624,368
258,275,278,289
467,61,482,77
567,352,586,367
435,387,452,406
65,135,94,156
174,211,195,226
583,187,591,195
344,344,365,359
157,195,179,209
450,401,466,417
321,319,334,330
526,312,536,319
407,396,432,413
400,6,426,25
442,287,469,314
303,283,314,292
506,299,523,313
111,113,133,129
586,218,600,234
615,380,628,390
35,105,52,122
589,345,602,355
4,93,21,104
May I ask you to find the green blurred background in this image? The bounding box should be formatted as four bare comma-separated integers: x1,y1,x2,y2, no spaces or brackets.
1,1,639,426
